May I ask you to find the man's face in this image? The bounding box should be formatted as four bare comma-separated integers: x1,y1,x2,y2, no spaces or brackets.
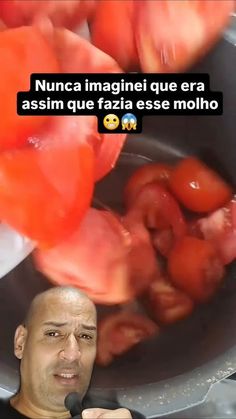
15,291,97,412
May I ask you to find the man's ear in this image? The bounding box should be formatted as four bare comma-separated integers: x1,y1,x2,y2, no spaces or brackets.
14,325,28,360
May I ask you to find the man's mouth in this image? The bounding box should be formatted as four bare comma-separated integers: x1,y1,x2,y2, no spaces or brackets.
54,372,79,386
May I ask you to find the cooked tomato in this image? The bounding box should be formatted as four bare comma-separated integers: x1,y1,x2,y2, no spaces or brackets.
169,157,232,212
52,28,126,181
33,208,135,305
143,275,194,326
127,182,187,238
135,0,234,72
168,236,225,303
90,0,139,72
194,198,236,265
0,0,96,30
124,163,174,208
0,26,59,151
96,311,159,366
0,140,94,247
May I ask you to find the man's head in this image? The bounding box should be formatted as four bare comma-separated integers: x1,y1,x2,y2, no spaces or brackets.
13,286,97,414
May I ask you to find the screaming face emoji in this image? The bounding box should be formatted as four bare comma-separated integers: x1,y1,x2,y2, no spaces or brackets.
103,114,120,130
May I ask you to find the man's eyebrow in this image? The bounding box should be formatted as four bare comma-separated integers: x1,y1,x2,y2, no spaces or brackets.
42,321,97,331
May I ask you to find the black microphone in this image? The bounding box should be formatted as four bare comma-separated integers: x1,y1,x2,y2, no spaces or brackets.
64,392,83,418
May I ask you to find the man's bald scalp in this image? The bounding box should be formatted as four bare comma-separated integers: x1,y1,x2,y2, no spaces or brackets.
23,286,95,328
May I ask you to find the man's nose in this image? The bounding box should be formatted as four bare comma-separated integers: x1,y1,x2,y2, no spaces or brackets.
59,334,81,362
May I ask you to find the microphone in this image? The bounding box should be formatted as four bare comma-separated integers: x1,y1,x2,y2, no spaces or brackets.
64,392,83,418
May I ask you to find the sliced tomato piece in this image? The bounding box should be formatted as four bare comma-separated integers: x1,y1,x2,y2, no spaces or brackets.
152,228,174,258
0,26,59,151
0,140,94,247
169,157,232,213
135,0,234,72
127,182,187,238
0,0,95,30
96,311,159,366
168,236,225,303
90,0,139,72
194,198,236,265
33,208,135,305
52,28,127,181
143,275,194,326
124,163,174,208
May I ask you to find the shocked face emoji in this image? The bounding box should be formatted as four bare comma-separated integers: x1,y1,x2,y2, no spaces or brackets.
121,113,137,131
103,114,120,130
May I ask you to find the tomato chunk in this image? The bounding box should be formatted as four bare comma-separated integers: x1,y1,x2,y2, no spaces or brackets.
169,157,232,212
96,311,159,366
0,26,59,151
168,236,225,303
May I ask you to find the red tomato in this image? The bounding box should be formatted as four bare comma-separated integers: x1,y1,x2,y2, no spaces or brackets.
135,0,234,72
52,28,127,181
124,163,174,208
90,0,139,72
168,236,225,303
169,157,232,212
194,198,236,265
143,275,194,326
0,26,59,151
0,140,94,247
34,208,135,305
128,182,187,238
0,0,95,30
152,228,174,258
96,311,159,366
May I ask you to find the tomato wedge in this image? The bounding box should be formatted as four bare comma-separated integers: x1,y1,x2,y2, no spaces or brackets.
96,311,159,366
0,140,94,247
128,182,187,238
33,208,135,305
135,0,234,72
168,236,225,303
169,157,232,213
143,275,194,326
124,162,174,208
90,0,139,72
0,26,59,151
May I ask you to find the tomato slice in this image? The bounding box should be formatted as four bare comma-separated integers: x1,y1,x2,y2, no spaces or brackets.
90,0,139,72
52,28,127,181
127,182,187,238
96,311,159,366
124,163,174,208
33,208,136,305
168,236,225,303
193,198,236,265
152,228,174,258
169,157,232,213
135,0,234,72
0,0,96,30
0,140,94,247
143,275,194,326
0,26,59,151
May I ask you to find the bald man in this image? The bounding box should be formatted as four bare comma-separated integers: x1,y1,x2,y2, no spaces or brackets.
0,287,132,419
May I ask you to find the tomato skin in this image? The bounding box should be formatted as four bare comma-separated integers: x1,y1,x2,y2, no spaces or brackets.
0,26,59,151
169,157,232,213
124,163,173,208
168,236,225,303
96,311,159,366
143,275,194,326
0,141,94,247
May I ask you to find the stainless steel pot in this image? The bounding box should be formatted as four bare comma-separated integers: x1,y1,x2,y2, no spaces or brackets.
0,21,236,418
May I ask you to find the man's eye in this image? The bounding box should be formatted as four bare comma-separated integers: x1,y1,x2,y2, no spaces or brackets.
79,333,93,340
45,331,60,338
